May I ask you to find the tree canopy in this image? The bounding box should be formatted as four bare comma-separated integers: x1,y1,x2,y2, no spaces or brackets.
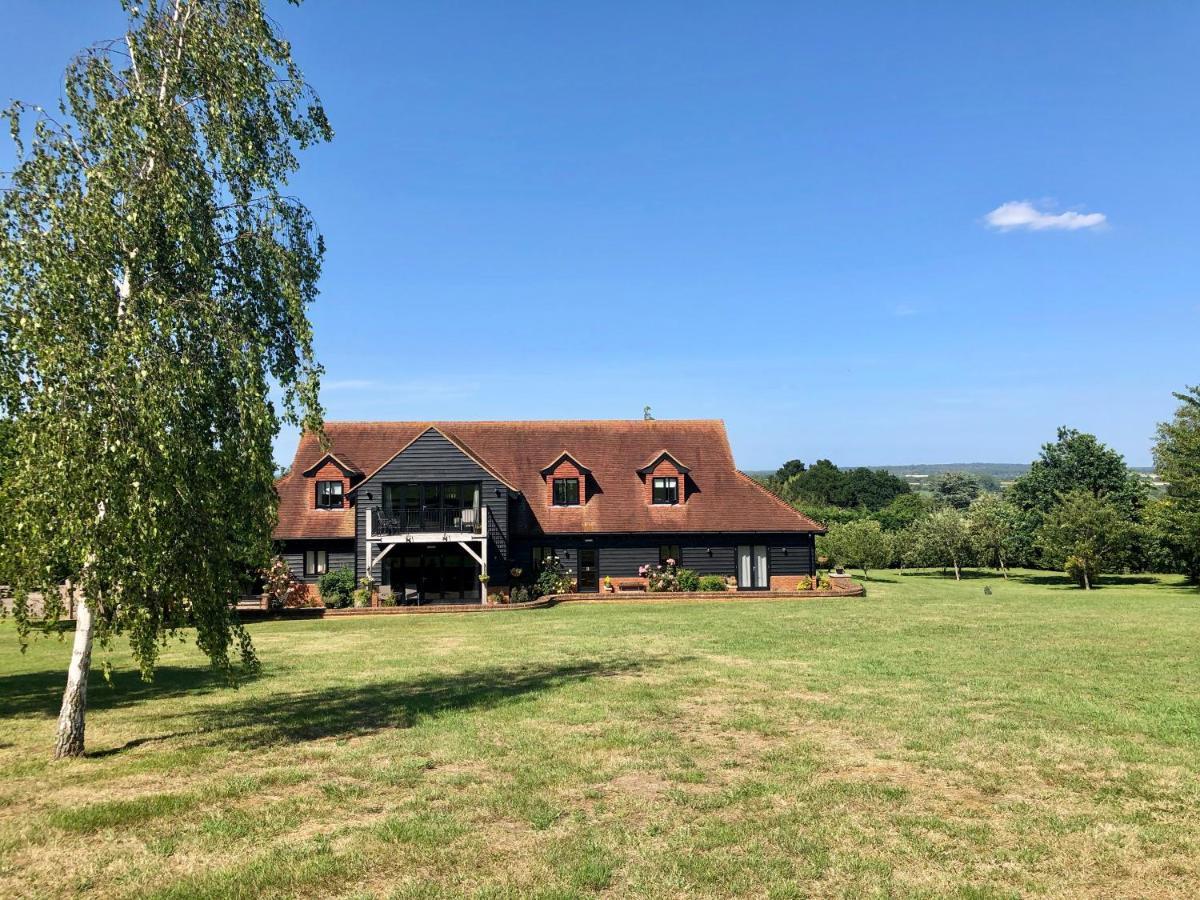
774,459,910,511
0,0,330,756
1151,387,1200,583
1036,491,1136,589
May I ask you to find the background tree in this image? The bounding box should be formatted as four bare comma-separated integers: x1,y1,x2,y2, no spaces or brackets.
1036,491,1136,589
877,492,935,532
1009,427,1146,566
966,494,1019,577
0,0,331,757
929,471,982,510
910,508,973,579
1152,386,1200,583
818,520,892,577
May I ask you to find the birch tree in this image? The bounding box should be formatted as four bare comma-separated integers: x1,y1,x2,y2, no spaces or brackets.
0,0,330,757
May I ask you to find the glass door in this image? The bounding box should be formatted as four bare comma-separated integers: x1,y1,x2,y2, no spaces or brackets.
737,545,769,590
578,549,599,592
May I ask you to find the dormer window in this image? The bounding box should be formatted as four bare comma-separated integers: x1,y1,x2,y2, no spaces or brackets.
553,477,580,506
316,480,344,509
652,476,678,505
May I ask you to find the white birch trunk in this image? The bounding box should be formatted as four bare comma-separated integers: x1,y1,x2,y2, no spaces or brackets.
54,595,94,759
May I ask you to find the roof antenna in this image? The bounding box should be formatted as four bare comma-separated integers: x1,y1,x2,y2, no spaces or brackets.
643,405,654,421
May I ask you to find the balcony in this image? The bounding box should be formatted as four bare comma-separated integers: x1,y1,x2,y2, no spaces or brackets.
372,506,483,537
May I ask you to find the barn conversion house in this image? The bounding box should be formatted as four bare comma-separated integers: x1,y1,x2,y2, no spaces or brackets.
274,420,823,603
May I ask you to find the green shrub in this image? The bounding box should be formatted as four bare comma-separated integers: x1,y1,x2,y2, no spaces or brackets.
511,584,531,604
697,574,727,592
318,568,355,609
351,577,374,608
676,568,701,592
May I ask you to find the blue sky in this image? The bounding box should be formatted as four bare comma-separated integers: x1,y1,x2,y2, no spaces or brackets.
3,2,1197,468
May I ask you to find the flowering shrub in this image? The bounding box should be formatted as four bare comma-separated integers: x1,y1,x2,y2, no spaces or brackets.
645,561,701,592
262,556,307,610
533,555,573,598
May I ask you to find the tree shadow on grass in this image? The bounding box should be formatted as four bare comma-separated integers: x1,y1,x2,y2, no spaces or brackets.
193,654,684,748
0,664,256,721
900,569,1000,581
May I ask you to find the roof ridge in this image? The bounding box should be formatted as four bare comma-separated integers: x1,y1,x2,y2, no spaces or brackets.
318,418,726,426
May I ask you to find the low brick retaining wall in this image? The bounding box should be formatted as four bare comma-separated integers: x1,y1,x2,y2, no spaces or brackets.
239,581,864,619
548,584,865,605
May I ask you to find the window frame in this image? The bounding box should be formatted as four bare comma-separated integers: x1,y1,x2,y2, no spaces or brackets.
652,476,679,505
303,549,328,577
659,544,682,567
552,477,581,506
532,546,552,570
315,480,344,509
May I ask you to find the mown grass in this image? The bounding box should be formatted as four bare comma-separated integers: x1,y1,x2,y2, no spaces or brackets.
1,570,1197,898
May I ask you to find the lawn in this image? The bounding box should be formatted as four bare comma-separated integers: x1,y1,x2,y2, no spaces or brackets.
1,571,1198,899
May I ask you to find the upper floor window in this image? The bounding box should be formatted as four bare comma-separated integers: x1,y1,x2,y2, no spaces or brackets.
316,480,344,509
652,476,678,505
553,477,580,506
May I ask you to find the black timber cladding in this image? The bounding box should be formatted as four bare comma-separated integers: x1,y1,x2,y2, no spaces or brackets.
353,428,512,583
509,533,816,580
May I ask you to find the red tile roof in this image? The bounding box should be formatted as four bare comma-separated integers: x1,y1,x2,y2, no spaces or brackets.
273,420,823,540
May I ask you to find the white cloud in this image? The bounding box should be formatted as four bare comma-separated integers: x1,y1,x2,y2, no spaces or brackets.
892,303,918,317
984,200,1107,232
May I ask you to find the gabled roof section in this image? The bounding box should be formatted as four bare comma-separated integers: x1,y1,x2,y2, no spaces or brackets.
539,451,592,477
347,425,520,494
636,449,691,476
300,451,362,478
274,419,824,538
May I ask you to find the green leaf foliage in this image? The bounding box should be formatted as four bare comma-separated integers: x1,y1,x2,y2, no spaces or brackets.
1151,387,1200,582
0,0,331,678
818,519,893,577
1036,490,1137,589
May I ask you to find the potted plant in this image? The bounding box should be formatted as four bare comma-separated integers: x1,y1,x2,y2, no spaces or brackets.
604,575,614,593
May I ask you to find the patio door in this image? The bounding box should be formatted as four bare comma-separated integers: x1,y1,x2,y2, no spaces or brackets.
736,545,769,590
578,549,599,592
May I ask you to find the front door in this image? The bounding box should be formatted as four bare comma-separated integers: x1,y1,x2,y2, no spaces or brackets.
578,549,599,592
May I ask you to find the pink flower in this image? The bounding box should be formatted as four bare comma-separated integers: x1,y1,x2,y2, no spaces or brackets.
666,558,676,567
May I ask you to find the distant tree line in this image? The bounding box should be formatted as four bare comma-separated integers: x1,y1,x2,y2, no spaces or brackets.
760,386,1200,589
